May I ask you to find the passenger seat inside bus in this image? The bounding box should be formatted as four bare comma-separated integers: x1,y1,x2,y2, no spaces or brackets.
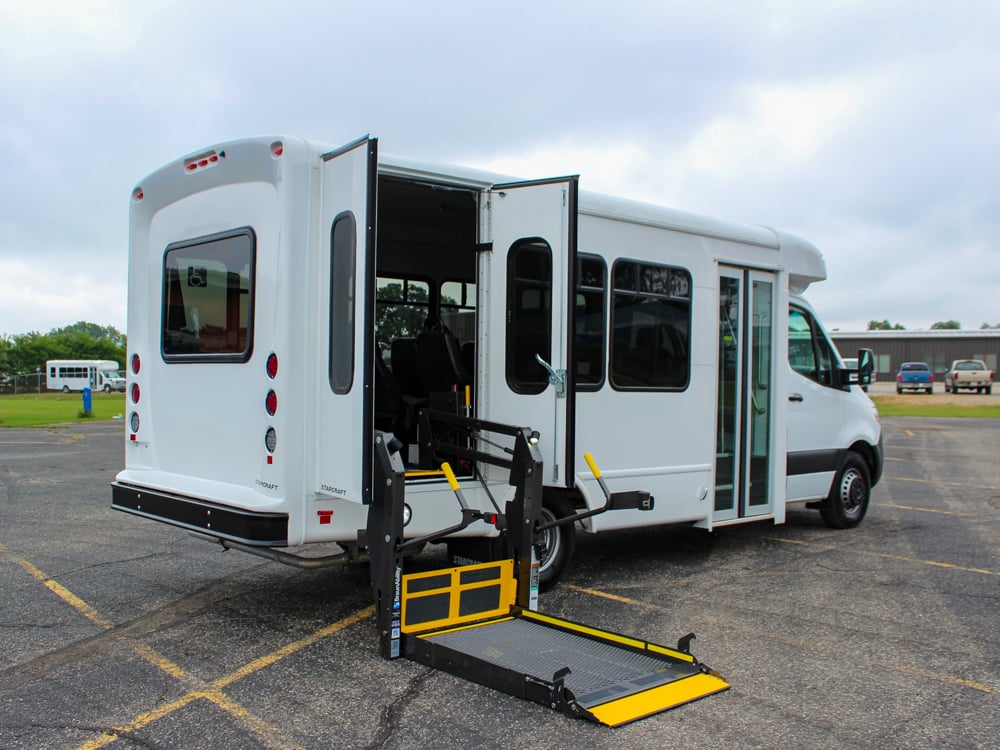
416,318,471,396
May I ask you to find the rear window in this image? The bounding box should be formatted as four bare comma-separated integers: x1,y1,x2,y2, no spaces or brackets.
162,228,255,361
956,361,983,370
901,363,929,371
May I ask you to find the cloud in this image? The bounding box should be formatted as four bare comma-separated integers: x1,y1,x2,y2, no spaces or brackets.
0,0,998,335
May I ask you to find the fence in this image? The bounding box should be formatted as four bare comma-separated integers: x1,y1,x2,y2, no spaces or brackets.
0,372,47,395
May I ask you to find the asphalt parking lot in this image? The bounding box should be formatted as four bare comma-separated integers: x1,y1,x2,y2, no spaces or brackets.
1,417,998,749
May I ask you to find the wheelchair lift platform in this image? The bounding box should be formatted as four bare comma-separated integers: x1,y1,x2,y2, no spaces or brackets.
368,418,728,726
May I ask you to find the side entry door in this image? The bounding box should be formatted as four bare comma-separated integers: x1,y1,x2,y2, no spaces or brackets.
482,177,578,486
316,136,378,505
714,266,776,521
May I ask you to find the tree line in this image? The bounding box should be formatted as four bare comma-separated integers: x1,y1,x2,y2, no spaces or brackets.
0,322,126,378
867,320,1000,330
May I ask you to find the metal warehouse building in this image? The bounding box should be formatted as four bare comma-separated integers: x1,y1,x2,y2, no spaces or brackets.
830,330,999,381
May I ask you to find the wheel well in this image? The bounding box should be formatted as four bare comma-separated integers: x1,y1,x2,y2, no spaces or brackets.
848,441,879,486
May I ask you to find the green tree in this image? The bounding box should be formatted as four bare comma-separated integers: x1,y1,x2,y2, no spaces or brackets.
375,283,429,350
867,320,906,330
980,322,1000,329
49,321,126,347
2,323,126,376
930,320,961,330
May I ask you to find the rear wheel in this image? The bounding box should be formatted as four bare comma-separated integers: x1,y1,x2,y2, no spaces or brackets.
535,494,576,589
820,454,871,529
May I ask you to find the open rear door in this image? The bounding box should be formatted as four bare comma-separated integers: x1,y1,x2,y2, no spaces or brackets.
315,136,378,507
482,176,578,486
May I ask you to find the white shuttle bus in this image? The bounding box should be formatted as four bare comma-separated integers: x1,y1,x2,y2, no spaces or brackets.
112,135,881,585
47,359,124,393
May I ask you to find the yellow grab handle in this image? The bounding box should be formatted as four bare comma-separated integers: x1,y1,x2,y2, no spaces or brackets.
584,452,601,479
441,462,461,491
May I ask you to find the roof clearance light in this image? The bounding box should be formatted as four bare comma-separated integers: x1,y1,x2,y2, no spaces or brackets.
266,353,278,379
133,187,144,202
131,383,140,403
270,141,284,158
265,390,277,416
184,150,220,174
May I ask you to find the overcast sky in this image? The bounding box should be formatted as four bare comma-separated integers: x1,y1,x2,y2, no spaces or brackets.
1,0,998,337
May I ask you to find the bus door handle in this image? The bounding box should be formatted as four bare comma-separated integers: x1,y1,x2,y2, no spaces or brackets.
535,354,567,398
788,393,804,402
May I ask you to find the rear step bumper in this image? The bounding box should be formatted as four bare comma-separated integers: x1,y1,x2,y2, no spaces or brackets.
111,481,288,546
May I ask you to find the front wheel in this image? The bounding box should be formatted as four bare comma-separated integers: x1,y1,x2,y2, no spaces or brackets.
820,454,871,529
535,494,576,589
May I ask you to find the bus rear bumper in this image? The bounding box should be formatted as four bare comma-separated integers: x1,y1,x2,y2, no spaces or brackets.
111,481,288,546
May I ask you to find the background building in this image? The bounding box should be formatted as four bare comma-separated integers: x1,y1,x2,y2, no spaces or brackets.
830,330,999,381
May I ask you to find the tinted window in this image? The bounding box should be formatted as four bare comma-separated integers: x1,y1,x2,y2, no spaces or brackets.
506,240,552,394
330,213,356,393
788,306,836,386
610,260,691,390
575,254,606,390
162,228,255,361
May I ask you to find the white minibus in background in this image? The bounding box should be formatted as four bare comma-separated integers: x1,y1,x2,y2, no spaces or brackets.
46,359,124,393
112,135,882,586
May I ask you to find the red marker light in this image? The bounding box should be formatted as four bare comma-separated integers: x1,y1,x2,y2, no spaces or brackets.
265,390,277,416
270,141,284,158
266,352,278,379
131,353,141,375
317,510,333,525
131,383,140,403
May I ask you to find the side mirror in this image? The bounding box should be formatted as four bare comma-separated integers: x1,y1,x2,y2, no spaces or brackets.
857,349,875,386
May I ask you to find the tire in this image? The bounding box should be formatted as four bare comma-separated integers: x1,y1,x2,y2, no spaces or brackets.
926,386,933,394
988,386,993,395
535,494,576,589
62,385,70,393
820,454,871,530
896,386,902,394
103,384,112,393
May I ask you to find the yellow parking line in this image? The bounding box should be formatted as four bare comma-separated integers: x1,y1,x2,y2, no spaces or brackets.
567,582,1000,698
563,584,641,605
888,475,1000,491
7,550,114,630
764,535,1000,577
78,605,373,750
213,604,375,689
0,544,315,748
880,502,979,517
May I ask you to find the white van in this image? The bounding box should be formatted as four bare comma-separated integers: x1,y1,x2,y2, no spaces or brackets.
112,135,882,585
47,359,124,393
